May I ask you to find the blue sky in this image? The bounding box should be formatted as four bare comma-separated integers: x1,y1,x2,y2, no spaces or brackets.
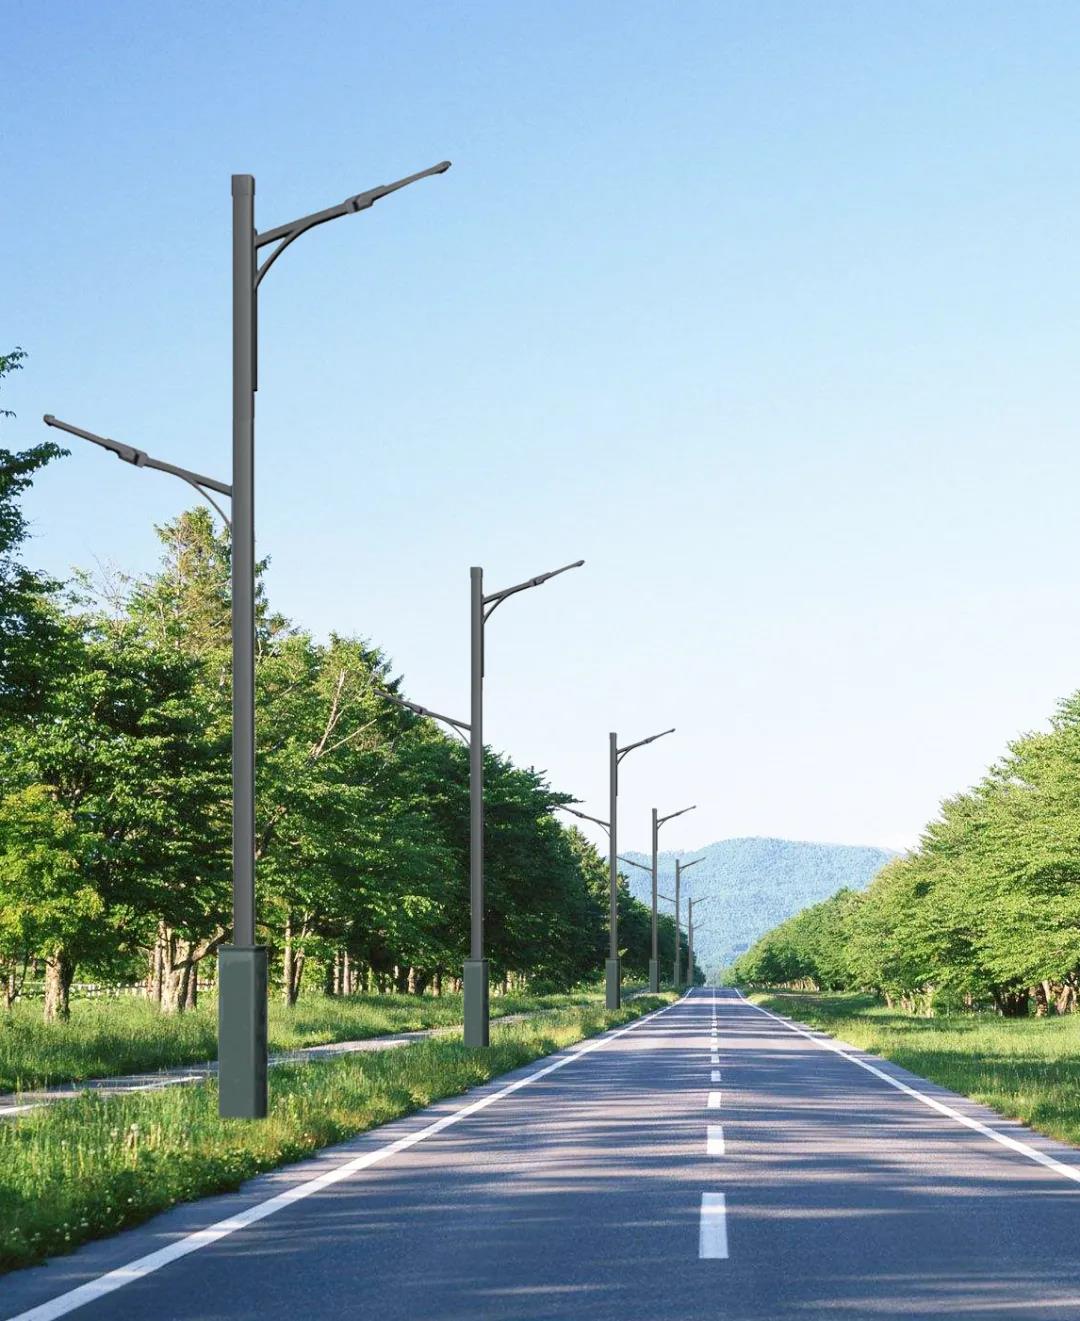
5,1,1080,853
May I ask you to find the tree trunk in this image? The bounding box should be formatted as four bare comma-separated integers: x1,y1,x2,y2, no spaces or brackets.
283,915,296,1006
185,970,198,1010
1056,981,1077,1015
146,933,164,1005
43,948,74,1023
1035,981,1051,1017
995,989,1030,1017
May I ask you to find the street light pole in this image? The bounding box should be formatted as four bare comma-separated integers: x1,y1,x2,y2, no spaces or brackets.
605,727,675,1010
49,159,451,1120
673,856,704,988
466,566,486,1046
687,893,717,989
608,733,619,1010
220,173,262,1120
650,808,658,993
378,558,581,1048
219,161,450,1118
466,559,583,1045
648,804,695,992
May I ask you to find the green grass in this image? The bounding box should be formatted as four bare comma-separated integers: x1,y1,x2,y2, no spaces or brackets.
0,988,613,1093
747,989,1080,1149
0,993,674,1274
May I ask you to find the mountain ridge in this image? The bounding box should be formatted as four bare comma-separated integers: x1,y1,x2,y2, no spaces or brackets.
620,835,898,979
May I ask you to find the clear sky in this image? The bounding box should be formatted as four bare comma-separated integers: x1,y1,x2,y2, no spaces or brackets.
5,1,1080,854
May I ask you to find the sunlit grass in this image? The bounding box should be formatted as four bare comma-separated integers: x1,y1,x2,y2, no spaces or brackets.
748,990,1080,1149
0,993,674,1273
0,988,613,1092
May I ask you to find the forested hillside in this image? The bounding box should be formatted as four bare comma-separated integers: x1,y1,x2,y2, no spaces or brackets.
0,349,685,1019
621,837,895,979
733,694,1080,1015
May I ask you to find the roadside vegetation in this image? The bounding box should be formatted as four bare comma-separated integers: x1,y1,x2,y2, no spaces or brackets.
733,683,1080,1019
0,994,673,1273
0,346,693,1027
748,990,1080,1150
0,987,632,1093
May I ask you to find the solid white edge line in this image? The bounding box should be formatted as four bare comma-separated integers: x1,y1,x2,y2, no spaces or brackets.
734,989,1080,1187
707,1124,725,1156
698,1192,728,1259
7,992,692,1321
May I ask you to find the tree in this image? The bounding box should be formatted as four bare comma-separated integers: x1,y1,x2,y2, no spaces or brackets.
0,347,69,719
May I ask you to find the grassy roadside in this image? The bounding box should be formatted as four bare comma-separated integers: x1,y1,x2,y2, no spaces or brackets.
0,993,675,1273
746,989,1080,1149
0,988,621,1093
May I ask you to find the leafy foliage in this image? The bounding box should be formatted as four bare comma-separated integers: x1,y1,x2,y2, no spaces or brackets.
0,367,674,1014
734,695,1080,1017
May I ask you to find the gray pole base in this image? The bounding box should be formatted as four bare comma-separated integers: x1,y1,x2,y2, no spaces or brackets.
648,959,660,993
605,957,621,1011
218,945,268,1119
463,958,489,1047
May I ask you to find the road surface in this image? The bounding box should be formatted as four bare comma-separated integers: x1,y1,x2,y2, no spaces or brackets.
3,988,1080,1320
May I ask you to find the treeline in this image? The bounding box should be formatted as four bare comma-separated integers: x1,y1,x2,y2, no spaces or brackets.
0,350,688,1019
733,691,1080,1017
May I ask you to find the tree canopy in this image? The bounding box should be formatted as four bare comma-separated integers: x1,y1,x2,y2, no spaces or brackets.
733,695,1080,1017
0,361,689,1017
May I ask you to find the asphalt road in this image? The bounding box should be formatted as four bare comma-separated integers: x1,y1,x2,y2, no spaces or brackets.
4,989,1080,1321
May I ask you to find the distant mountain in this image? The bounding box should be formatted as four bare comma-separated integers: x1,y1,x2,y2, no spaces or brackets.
621,837,898,980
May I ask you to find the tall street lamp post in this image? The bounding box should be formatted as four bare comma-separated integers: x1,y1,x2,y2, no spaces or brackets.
606,729,673,1009
224,162,449,1116
48,158,451,1119
648,805,695,992
673,855,705,988
687,893,717,989
379,558,584,1048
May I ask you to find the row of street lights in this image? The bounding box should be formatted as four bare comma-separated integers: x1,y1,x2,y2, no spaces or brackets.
42,160,710,1117
618,848,707,991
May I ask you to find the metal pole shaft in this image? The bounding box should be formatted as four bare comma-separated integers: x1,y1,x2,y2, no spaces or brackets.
464,566,489,1045
674,860,682,988
606,732,620,1009
219,173,267,1120
687,897,694,988
470,567,483,961
232,174,256,949
649,808,659,992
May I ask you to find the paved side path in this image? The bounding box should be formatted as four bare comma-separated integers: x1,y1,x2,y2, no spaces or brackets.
3,990,1080,1320
0,999,649,1117
0,1027,448,1118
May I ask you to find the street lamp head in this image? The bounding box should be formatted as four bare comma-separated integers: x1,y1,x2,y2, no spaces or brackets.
345,160,452,214
43,414,145,468
530,559,585,589
659,803,696,829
